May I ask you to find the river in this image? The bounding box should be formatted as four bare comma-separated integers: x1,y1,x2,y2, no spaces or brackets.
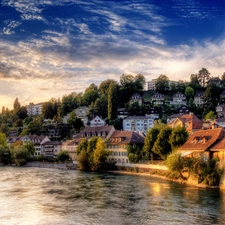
0,167,225,225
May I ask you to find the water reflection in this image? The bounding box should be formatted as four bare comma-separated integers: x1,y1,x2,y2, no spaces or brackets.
0,167,225,225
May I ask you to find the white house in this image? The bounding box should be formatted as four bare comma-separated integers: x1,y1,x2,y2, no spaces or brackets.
42,141,62,158
123,116,154,134
90,116,106,127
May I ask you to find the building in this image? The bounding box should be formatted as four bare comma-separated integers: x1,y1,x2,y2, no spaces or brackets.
207,77,221,86
172,92,186,105
90,116,106,127
62,138,80,161
167,113,203,134
105,130,144,165
77,125,115,140
194,91,205,106
216,117,225,128
130,93,143,105
147,79,157,90
21,135,50,156
117,108,129,119
75,106,89,125
216,104,225,118
123,116,154,134
151,92,165,105
27,102,43,116
42,141,62,158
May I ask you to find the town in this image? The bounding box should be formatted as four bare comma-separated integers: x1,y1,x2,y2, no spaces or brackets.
1,68,225,187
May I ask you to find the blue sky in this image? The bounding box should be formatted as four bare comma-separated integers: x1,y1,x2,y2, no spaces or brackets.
1,0,225,109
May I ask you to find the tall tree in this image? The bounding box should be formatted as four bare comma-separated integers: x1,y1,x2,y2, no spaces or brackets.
197,68,211,87
108,83,118,120
13,98,21,111
152,126,172,160
99,79,118,95
142,128,160,160
169,126,189,151
155,75,169,92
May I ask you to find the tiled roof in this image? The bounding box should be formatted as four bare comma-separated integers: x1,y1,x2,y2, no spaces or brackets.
25,135,47,142
81,125,114,134
42,141,62,146
178,128,224,151
178,113,203,130
106,131,144,145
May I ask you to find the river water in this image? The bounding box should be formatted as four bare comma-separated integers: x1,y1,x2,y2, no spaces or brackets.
0,167,225,225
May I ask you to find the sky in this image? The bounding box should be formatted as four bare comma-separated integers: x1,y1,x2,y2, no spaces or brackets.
1,0,225,110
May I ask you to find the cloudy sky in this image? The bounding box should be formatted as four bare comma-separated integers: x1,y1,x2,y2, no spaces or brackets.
1,0,225,109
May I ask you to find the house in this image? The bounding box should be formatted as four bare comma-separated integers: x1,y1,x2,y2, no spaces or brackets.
202,120,219,130
7,136,21,147
176,105,189,114
117,108,129,119
130,93,142,105
27,102,44,116
216,117,225,128
177,128,224,160
77,125,115,140
172,92,186,105
220,90,225,102
216,104,225,118
62,138,81,161
194,91,205,106
123,116,154,134
167,113,203,134
207,77,221,86
75,106,89,125
42,141,62,158
167,113,184,124
90,116,106,127
151,92,165,105
147,107,159,120
105,130,144,165
21,135,50,157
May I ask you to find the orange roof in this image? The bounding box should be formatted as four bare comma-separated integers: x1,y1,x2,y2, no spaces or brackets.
178,128,224,151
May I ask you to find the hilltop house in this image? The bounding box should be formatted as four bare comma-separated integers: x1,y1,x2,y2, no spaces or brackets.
27,102,44,116
194,91,205,106
90,116,106,127
172,92,186,105
105,130,144,165
130,93,143,105
216,104,225,118
151,92,165,105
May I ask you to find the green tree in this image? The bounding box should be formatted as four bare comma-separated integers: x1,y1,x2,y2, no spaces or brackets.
155,75,169,92
11,146,29,166
127,143,144,163
185,86,194,100
204,111,216,120
143,128,160,160
67,111,83,131
152,126,172,160
13,97,21,111
169,126,189,151
92,138,108,170
99,79,118,95
197,68,211,87
42,98,61,119
61,92,77,116
57,150,71,162
108,83,118,120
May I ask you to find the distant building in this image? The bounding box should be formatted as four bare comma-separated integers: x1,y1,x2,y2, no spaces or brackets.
27,102,44,116
207,77,221,86
90,116,106,127
62,138,80,161
194,91,205,106
216,104,225,118
75,106,89,125
117,108,129,119
147,79,157,90
151,92,165,105
172,92,186,105
130,93,143,105
123,116,154,134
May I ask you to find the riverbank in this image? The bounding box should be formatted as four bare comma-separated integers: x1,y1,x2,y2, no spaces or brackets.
22,161,220,189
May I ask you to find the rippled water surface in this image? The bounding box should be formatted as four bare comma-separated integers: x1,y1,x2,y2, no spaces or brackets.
0,167,225,225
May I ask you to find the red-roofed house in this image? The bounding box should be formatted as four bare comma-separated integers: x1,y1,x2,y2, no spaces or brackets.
167,113,203,134
177,128,224,160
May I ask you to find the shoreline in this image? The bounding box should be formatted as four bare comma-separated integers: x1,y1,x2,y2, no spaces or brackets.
7,161,220,189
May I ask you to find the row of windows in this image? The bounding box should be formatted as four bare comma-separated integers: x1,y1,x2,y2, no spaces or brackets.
108,158,129,164
109,151,127,156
